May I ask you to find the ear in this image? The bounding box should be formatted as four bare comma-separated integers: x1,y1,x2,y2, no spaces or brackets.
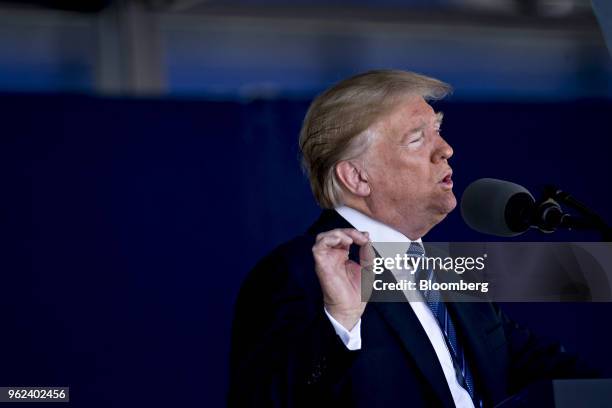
335,160,371,198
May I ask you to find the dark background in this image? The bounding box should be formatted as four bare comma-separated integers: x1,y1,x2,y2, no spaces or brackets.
1,93,611,407
1,0,612,406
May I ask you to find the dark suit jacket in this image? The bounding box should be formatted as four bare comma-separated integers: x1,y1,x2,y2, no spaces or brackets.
229,210,594,407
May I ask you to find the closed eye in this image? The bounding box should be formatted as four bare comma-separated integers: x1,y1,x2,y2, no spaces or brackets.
399,112,443,147
408,130,425,144
399,131,425,147
410,136,424,144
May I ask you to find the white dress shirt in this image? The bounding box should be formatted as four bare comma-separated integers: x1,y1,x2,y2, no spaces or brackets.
323,205,475,408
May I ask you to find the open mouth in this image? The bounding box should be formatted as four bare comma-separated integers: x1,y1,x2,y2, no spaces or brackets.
440,171,453,188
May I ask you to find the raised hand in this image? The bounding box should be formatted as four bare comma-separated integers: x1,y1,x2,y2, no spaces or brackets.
312,228,374,330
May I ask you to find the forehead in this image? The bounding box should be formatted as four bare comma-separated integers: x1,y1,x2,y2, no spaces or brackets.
374,96,437,135
390,96,435,123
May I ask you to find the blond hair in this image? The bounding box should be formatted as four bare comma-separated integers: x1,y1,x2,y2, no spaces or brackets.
299,69,451,208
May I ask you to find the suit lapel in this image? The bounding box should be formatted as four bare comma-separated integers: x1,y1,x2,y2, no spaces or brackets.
306,209,354,235
367,255,455,406
372,300,456,407
423,244,508,403
307,210,456,406
446,301,508,404
422,243,508,403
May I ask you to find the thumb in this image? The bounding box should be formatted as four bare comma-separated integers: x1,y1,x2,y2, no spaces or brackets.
359,240,376,302
359,239,375,269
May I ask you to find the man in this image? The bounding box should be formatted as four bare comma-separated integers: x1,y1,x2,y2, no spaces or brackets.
229,70,592,407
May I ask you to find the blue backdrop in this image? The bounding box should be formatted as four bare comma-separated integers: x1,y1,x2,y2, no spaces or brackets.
1,93,611,406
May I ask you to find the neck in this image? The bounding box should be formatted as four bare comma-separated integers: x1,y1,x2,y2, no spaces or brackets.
342,199,433,241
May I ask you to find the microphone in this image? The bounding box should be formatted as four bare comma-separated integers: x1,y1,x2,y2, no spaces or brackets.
461,178,536,237
461,178,611,239
460,178,583,237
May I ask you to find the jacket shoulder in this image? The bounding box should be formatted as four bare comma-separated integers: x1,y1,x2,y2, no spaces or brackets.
239,234,320,302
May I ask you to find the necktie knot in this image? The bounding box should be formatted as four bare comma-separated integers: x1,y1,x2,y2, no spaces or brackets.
407,243,434,293
406,241,425,258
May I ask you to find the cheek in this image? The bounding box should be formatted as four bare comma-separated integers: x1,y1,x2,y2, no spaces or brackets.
396,158,429,187
373,159,424,196
367,146,431,193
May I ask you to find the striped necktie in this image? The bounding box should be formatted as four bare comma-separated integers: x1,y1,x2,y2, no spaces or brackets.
407,242,481,406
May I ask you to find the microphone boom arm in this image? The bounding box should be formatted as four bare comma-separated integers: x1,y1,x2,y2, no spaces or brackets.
542,186,612,241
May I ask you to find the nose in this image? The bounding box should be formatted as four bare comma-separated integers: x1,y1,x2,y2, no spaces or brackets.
433,135,453,163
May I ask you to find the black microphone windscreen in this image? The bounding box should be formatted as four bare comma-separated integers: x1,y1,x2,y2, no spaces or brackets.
460,178,534,237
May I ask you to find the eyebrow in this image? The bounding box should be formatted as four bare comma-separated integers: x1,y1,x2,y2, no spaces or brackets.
406,111,444,135
435,111,444,127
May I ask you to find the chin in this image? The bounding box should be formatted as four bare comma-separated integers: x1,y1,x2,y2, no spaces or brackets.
446,193,457,212
436,193,457,218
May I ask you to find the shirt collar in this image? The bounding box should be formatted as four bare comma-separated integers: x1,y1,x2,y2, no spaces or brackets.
335,206,421,243
335,205,423,258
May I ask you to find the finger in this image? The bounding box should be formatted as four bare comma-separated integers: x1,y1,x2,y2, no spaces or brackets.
316,234,353,250
316,228,369,245
316,229,358,246
360,260,375,303
346,259,374,303
314,229,369,251
315,229,353,244
345,259,362,278
340,229,369,245
359,240,375,267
